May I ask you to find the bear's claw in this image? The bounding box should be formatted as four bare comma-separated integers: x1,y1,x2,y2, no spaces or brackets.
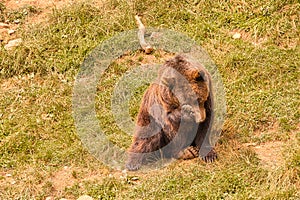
202,149,218,162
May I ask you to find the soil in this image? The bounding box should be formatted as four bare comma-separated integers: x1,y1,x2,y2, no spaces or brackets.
244,141,285,168
3,0,74,13
0,0,77,44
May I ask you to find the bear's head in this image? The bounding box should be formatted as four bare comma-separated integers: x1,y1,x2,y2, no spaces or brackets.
159,55,210,124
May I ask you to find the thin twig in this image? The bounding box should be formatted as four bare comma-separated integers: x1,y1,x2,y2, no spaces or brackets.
135,15,153,54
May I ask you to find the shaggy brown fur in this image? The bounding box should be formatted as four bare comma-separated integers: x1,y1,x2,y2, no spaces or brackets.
126,55,217,171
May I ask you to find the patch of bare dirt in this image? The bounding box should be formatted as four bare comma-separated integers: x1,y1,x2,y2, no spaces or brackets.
50,166,77,193
48,166,141,196
2,0,103,23
3,0,76,25
46,166,108,196
1,0,104,46
253,141,285,168
243,140,285,169
245,124,299,168
3,0,75,13
115,50,175,66
244,122,283,168
1,0,87,46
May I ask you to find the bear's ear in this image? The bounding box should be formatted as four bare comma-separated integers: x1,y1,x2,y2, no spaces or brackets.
165,54,187,71
195,70,206,82
174,55,186,64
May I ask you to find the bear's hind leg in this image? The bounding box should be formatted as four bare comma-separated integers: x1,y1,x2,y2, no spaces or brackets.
126,135,163,171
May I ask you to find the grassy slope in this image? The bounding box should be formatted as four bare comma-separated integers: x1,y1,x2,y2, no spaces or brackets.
0,0,299,199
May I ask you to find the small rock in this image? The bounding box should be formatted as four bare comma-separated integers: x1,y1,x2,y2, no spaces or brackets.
244,142,257,147
14,19,20,24
45,197,54,200
4,38,22,50
8,29,15,35
232,32,241,39
6,173,12,177
77,195,93,200
11,180,16,185
131,177,139,181
0,23,9,29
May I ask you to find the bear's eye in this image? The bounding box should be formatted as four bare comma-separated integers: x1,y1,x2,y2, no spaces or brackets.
195,71,205,82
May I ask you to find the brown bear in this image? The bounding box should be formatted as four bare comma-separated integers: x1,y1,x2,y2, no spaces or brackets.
126,54,217,171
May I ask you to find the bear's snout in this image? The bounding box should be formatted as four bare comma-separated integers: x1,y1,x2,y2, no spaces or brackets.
182,104,206,123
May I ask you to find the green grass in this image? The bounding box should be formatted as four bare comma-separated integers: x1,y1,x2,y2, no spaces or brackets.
0,0,299,199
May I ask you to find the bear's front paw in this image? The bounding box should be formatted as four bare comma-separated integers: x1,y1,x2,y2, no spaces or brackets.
126,161,142,171
202,148,218,162
177,146,199,160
